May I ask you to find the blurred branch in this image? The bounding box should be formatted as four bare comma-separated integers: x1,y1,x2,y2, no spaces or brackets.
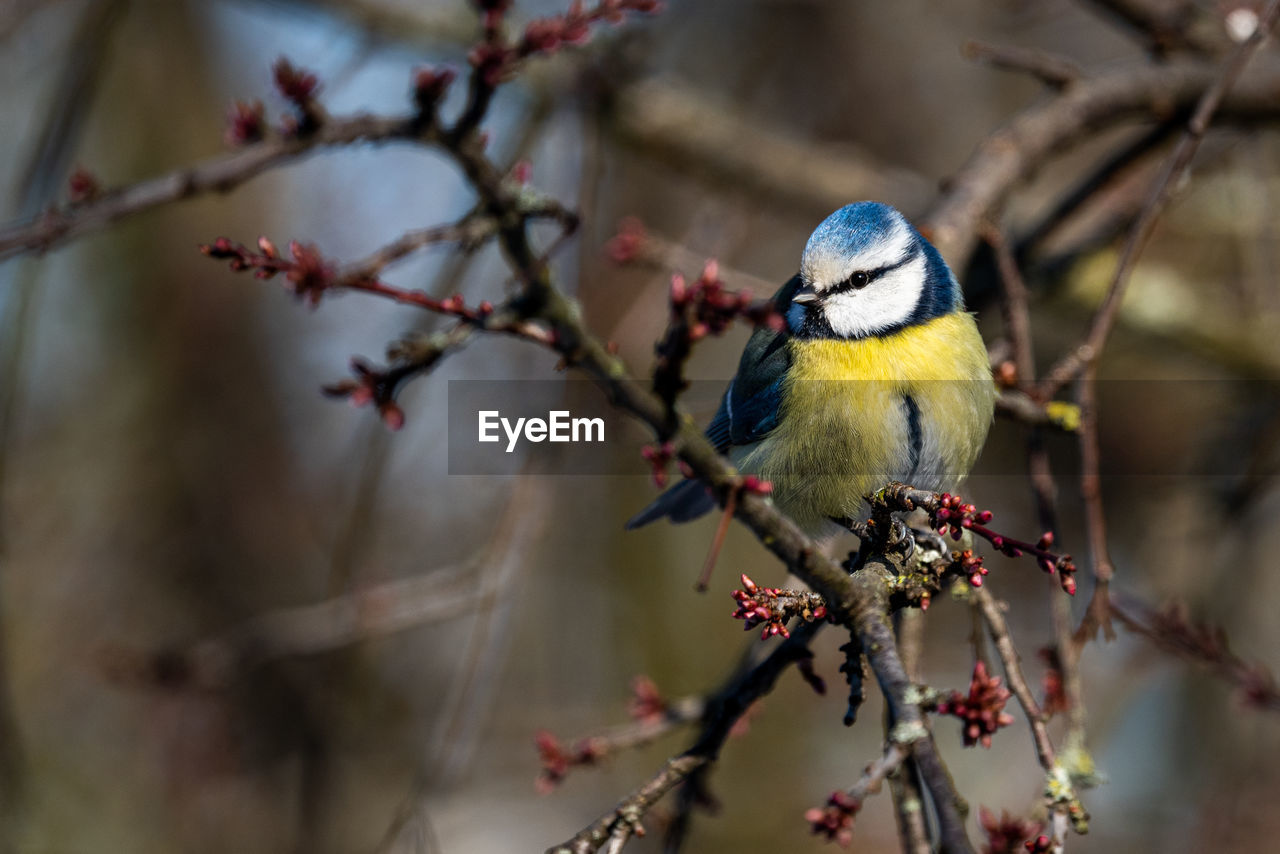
1075,0,1222,55
610,78,936,216
108,562,485,690
925,57,1280,269
0,0,129,839
973,586,1086,854
606,218,781,296
1014,122,1176,259
1110,595,1280,712
1039,0,1280,648
962,40,1084,90
0,113,425,260
535,685,707,793
1039,4,1280,398
805,743,911,848
553,623,822,854
222,0,475,51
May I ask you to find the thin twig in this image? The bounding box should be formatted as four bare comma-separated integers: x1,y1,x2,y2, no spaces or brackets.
973,588,1055,771
1110,595,1280,712
981,222,1036,387
1073,369,1116,642
963,41,1084,89
1076,0,1219,55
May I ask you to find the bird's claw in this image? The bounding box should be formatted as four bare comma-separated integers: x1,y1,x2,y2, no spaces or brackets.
908,526,949,559
889,518,914,558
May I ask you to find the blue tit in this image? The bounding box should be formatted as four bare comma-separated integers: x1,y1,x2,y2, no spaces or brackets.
627,201,995,537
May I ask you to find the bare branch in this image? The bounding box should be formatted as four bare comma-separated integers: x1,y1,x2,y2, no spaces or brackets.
1110,595,1280,712
611,78,935,215
925,57,1280,269
963,41,1084,90
0,113,431,261
1076,0,1221,55
1039,4,1280,396
973,588,1056,771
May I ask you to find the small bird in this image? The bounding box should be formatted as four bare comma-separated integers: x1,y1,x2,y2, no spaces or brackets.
627,202,995,537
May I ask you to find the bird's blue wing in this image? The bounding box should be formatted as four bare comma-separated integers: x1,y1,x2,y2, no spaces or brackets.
626,275,801,529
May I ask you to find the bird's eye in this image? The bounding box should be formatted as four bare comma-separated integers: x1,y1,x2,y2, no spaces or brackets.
849,271,870,289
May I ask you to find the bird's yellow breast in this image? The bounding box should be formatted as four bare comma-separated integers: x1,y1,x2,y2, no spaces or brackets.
735,313,994,533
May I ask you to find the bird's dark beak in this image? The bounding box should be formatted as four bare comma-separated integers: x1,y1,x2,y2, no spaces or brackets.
790,285,819,305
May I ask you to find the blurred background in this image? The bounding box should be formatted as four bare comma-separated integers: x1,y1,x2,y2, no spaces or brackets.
2,0,1279,852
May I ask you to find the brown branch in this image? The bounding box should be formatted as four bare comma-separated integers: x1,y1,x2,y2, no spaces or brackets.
962,40,1084,90
1015,121,1177,258
852,562,975,854
924,57,1280,269
338,215,499,282
0,114,432,261
553,624,821,854
536,692,707,793
1110,595,1280,712
610,78,935,216
888,611,932,854
1076,0,1221,55
805,743,911,847
1039,5,1280,397
663,622,825,851
1073,369,1117,643
104,565,485,691
982,222,1037,387
973,588,1055,770
608,221,782,296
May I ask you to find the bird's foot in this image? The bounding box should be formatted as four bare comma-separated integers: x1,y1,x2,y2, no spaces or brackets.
887,517,914,559
907,526,949,559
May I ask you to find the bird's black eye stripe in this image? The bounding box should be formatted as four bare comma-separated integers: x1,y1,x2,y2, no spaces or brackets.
830,247,918,295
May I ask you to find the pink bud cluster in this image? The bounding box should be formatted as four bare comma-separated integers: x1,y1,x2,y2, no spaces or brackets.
953,548,988,588
67,167,100,204
739,474,772,496
468,0,661,87
932,492,1078,595
935,661,1015,748
639,441,675,487
200,236,335,307
534,730,603,793
272,57,319,105
804,790,860,847
730,574,827,640
606,217,647,263
322,359,407,432
224,100,265,147
413,66,457,113
626,675,667,724
271,58,322,135
669,260,785,341
978,807,1043,854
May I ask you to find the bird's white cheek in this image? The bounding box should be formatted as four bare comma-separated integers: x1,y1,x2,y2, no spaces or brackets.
822,257,926,338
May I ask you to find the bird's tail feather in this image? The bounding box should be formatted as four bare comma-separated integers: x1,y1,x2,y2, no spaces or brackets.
625,479,716,529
